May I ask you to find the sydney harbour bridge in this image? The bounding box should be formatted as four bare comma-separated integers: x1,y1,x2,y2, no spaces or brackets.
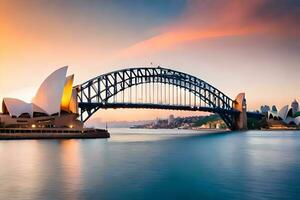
75,67,260,130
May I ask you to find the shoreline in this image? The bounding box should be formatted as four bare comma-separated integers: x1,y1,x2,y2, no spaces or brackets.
0,128,110,140
129,127,300,131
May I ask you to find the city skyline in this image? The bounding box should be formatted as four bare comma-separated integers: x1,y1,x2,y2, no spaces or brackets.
1,0,300,121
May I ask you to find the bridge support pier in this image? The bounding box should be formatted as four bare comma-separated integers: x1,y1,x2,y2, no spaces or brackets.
233,93,248,130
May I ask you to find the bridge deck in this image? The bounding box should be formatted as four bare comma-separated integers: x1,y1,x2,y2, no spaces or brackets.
79,102,240,115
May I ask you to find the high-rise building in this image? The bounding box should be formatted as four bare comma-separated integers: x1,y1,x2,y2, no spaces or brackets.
291,99,299,115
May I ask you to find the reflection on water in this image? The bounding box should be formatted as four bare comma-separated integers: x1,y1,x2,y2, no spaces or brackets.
59,140,82,200
108,128,225,142
0,129,300,199
0,141,44,199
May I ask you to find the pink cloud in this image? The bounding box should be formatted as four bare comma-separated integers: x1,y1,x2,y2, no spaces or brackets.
116,0,300,58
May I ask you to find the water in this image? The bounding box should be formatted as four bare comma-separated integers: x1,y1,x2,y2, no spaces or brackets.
0,129,300,200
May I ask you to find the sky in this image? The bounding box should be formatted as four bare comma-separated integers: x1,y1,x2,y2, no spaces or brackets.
0,0,300,123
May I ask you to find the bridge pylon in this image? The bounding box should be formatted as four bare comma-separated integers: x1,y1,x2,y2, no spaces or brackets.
233,93,248,130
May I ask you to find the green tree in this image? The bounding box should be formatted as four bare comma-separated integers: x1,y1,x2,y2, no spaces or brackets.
293,112,300,118
193,115,221,127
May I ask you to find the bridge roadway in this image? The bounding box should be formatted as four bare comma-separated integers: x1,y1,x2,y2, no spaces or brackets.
79,102,262,119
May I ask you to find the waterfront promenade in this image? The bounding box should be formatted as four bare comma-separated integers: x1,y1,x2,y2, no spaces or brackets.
0,128,110,139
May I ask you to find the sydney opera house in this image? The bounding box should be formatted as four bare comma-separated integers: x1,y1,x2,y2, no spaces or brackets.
0,67,83,129
266,100,300,126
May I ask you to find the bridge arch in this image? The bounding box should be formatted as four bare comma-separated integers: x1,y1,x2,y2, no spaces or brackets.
76,67,240,130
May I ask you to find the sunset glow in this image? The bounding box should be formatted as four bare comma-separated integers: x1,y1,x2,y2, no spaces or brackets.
1,0,299,123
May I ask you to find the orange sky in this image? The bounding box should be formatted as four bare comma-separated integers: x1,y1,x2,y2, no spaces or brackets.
1,0,300,123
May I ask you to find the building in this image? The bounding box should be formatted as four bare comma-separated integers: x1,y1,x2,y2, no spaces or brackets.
266,103,300,126
291,99,299,115
0,67,83,129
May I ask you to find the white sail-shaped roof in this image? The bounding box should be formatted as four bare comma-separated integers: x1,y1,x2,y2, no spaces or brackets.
294,117,300,126
32,103,47,114
268,110,278,119
2,98,33,117
69,88,78,114
32,66,68,115
2,98,48,117
61,75,74,112
1,66,78,118
278,105,289,120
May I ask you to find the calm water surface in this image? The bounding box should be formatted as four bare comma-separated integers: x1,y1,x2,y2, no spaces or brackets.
0,129,300,200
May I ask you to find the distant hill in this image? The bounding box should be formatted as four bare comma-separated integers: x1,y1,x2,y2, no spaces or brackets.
193,115,221,127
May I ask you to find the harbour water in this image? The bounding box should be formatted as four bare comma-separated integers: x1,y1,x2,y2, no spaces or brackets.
0,129,300,199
